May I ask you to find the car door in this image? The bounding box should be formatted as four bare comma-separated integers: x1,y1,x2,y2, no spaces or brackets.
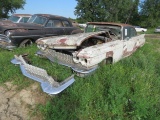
62,20,76,35
44,19,65,37
123,27,138,57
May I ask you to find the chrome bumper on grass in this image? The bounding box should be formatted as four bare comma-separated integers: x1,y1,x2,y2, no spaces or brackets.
0,34,16,50
11,55,75,95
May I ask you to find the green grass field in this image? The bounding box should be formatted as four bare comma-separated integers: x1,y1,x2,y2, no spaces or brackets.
0,37,160,120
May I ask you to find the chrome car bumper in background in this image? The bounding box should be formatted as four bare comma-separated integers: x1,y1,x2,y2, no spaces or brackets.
0,34,16,50
11,55,75,95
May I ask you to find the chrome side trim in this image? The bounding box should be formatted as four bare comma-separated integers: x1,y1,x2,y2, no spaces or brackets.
11,55,75,95
11,35,42,38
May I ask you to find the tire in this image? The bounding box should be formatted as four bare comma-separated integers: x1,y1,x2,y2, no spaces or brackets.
19,39,33,47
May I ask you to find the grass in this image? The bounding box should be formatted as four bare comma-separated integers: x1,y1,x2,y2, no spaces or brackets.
0,37,160,119
145,28,155,34
0,45,73,89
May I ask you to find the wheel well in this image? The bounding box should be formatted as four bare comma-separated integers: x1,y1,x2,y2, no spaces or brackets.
106,57,113,64
23,38,34,42
18,38,33,47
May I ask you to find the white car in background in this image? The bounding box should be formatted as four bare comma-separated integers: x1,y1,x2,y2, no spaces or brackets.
78,23,87,28
134,26,147,32
154,26,160,33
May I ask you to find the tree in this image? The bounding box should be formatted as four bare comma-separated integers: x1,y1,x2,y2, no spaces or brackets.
126,0,140,25
74,0,140,24
74,0,106,23
0,0,26,18
140,0,160,27
97,0,140,24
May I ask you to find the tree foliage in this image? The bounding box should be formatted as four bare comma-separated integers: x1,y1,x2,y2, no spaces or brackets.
75,0,139,24
74,0,160,27
74,0,106,23
102,0,139,24
0,0,26,18
140,0,160,27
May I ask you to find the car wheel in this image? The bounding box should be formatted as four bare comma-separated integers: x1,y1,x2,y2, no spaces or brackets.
19,39,33,47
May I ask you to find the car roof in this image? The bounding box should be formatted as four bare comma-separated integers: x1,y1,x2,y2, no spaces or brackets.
34,14,69,20
12,14,32,17
87,22,133,27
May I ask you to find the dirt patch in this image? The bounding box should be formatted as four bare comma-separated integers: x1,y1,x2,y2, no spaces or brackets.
0,82,50,120
145,34,160,39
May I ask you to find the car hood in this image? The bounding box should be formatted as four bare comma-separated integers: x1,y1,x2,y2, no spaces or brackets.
36,31,106,48
0,21,43,30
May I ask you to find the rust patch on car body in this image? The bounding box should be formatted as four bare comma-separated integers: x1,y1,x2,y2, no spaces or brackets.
59,38,67,43
123,44,139,57
0,21,17,27
106,51,113,57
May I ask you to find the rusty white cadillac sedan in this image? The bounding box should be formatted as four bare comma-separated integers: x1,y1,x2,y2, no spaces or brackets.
11,22,145,94
36,22,145,74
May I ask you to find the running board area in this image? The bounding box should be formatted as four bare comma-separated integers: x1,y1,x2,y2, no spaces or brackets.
11,55,75,95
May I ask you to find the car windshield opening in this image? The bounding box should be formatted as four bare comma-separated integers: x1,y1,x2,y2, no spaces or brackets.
27,15,47,25
8,16,20,23
85,24,121,39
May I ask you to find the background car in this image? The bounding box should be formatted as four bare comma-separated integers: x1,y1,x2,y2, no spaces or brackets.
0,14,82,50
78,23,87,28
134,26,147,32
154,26,160,33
